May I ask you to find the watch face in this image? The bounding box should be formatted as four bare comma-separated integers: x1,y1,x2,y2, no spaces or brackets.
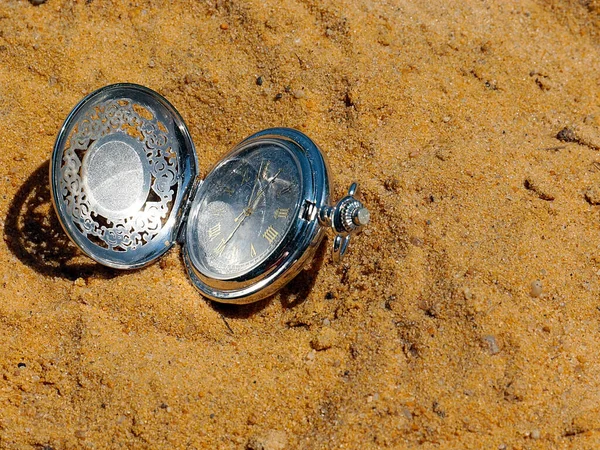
186,140,302,280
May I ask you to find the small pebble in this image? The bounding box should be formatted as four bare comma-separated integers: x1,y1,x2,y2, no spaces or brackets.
384,177,400,192
17,362,26,368
556,127,576,143
409,236,423,247
585,186,600,205
556,124,600,150
256,76,263,86
148,60,156,68
74,430,86,440
378,31,392,46
530,429,540,439
530,280,543,298
293,89,305,99
247,430,288,450
442,116,451,123
482,335,500,355
274,93,283,101
220,23,229,30
462,287,473,300
247,412,259,425
310,328,337,351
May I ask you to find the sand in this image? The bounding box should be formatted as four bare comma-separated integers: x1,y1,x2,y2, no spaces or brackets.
1,0,600,448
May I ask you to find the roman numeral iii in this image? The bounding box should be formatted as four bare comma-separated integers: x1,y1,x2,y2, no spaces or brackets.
208,222,221,241
262,226,279,245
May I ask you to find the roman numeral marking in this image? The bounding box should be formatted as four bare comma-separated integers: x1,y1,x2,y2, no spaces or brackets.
208,222,221,241
273,208,290,219
250,243,257,258
262,226,279,245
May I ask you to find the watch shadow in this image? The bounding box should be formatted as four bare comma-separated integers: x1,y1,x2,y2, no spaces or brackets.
4,160,119,281
211,239,327,321
279,240,327,309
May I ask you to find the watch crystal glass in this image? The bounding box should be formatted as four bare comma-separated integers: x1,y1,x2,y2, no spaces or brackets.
186,140,302,280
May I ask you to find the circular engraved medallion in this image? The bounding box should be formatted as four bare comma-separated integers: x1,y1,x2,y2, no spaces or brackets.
82,135,151,220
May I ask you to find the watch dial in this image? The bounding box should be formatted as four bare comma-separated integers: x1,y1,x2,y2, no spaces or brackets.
189,141,302,279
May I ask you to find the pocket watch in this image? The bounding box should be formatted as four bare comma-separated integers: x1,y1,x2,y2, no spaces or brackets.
50,84,369,304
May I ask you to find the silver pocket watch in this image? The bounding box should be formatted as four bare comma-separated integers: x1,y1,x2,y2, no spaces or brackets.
50,84,369,304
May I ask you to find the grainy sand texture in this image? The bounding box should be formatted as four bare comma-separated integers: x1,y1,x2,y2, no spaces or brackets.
2,0,600,448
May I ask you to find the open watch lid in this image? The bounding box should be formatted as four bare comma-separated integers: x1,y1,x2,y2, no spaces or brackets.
50,84,198,269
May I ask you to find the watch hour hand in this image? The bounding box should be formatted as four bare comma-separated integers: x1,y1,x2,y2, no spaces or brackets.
235,161,266,223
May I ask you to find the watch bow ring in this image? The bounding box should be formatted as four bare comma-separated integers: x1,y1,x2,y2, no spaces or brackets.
50,84,369,304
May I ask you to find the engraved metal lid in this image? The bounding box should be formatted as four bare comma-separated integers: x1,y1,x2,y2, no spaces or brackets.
50,84,198,269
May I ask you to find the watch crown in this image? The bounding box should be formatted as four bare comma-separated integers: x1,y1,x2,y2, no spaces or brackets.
354,207,370,227
340,199,370,232
319,182,369,263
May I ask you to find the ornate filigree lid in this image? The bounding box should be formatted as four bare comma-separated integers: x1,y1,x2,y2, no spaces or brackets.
50,84,198,269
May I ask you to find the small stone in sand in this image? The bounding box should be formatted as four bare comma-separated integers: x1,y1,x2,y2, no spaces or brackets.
247,430,288,450
556,127,576,142
584,186,600,205
482,335,500,355
310,328,337,351
74,430,86,440
530,280,543,298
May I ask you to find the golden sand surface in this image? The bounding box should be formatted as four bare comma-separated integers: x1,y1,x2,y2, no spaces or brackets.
1,0,600,448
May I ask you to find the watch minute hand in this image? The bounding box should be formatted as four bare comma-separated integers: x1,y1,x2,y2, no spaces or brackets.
235,161,266,223
216,169,282,255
